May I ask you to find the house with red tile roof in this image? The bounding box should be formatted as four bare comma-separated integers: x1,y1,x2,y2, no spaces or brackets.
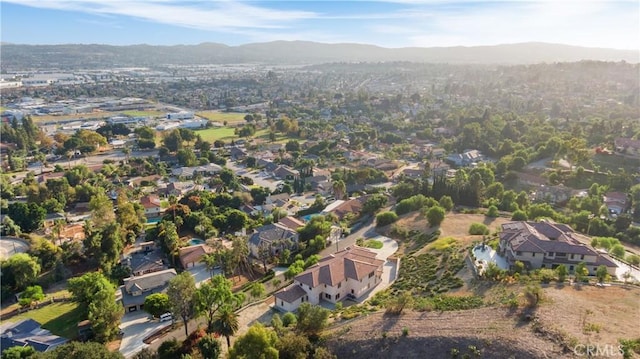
274,247,383,312
140,194,162,218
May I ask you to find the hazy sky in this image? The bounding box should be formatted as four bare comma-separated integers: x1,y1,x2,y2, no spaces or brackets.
1,0,638,50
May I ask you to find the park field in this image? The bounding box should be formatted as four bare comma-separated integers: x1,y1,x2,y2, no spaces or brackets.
195,111,246,124
119,110,165,118
194,127,237,142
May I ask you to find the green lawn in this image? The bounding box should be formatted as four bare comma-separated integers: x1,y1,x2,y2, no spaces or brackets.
195,127,238,142
195,111,247,124
362,239,384,249
11,302,85,339
120,110,165,118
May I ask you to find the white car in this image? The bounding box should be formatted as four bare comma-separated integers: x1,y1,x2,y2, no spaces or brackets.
160,313,173,322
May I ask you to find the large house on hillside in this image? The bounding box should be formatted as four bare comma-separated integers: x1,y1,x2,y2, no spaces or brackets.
248,223,299,258
274,247,384,312
498,221,617,276
0,319,68,353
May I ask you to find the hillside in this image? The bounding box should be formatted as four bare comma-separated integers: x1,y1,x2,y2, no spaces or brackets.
1,41,637,70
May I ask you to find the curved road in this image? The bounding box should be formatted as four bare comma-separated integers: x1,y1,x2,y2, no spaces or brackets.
0,237,29,260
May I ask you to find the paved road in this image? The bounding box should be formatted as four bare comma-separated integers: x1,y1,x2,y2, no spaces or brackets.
0,237,30,260
119,311,171,358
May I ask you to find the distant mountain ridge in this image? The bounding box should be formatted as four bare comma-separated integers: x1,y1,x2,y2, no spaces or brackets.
1,41,637,70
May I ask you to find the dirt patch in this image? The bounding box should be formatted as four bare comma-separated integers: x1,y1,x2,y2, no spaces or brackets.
537,284,640,346
326,307,571,359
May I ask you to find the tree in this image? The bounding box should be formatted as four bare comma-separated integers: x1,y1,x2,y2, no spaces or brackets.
167,272,197,337
295,303,330,337
511,210,528,221
144,293,171,318
2,345,36,359
88,285,124,342
19,285,45,308
32,341,124,359
6,202,45,232
610,244,626,258
285,140,301,153
332,180,346,200
201,252,219,279
574,262,588,283
1,253,41,291
555,265,568,282
426,206,446,227
83,222,124,274
89,191,115,228
439,195,454,211
157,339,182,359
362,194,388,215
277,332,311,359
376,211,398,227
212,305,239,349
486,205,499,217
596,265,610,284
195,275,244,334
249,282,265,301
198,335,221,359
163,130,183,152
228,323,278,359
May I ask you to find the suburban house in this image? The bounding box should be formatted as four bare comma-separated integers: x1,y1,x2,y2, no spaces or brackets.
498,221,617,276
274,247,384,312
229,147,248,161
140,195,163,218
121,241,165,276
272,165,299,180
120,268,177,312
532,184,575,205
321,195,372,220
179,244,214,269
614,137,640,158
0,319,68,353
171,164,222,178
603,192,629,215
446,149,485,167
248,223,299,258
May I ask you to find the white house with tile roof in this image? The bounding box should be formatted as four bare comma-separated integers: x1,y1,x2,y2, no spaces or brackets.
274,247,384,312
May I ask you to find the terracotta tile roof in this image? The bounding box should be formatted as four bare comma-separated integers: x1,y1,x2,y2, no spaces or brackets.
295,247,384,288
277,216,305,231
179,244,214,268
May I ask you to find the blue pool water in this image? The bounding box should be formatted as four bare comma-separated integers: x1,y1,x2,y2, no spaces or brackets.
301,213,320,222
146,218,161,224
189,238,205,246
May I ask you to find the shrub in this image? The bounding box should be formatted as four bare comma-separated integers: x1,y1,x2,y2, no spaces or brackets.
426,206,446,227
511,210,528,221
376,211,399,227
282,312,297,327
402,327,409,337
468,223,489,235
487,205,499,217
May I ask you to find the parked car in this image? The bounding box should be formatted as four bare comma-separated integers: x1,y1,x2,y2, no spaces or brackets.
160,312,173,322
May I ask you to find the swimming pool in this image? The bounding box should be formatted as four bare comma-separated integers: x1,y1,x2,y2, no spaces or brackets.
146,217,161,224
188,238,205,246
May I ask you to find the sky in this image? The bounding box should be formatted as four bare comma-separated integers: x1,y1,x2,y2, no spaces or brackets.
1,0,638,50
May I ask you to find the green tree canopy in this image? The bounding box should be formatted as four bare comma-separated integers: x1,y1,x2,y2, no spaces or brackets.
167,272,197,337
228,323,278,359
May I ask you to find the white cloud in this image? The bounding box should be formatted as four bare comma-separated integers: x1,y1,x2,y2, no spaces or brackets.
5,0,318,30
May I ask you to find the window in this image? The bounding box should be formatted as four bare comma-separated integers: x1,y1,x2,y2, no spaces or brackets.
351,289,354,294
324,284,327,288
325,293,331,299
336,293,340,299
281,301,284,306
541,264,545,268
570,254,574,259
369,272,374,278
338,283,341,288
301,297,304,302
532,253,535,257
569,265,574,271
547,252,554,257
581,255,585,260
516,251,522,255
299,283,302,287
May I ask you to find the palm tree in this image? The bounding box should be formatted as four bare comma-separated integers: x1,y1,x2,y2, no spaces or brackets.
212,305,239,350
52,219,65,246
332,179,346,200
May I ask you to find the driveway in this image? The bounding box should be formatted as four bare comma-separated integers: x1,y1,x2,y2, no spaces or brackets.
612,257,640,283
354,235,399,302
0,237,29,260
119,311,171,358
187,263,221,288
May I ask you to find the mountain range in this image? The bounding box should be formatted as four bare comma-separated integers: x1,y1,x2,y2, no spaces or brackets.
1,41,637,70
